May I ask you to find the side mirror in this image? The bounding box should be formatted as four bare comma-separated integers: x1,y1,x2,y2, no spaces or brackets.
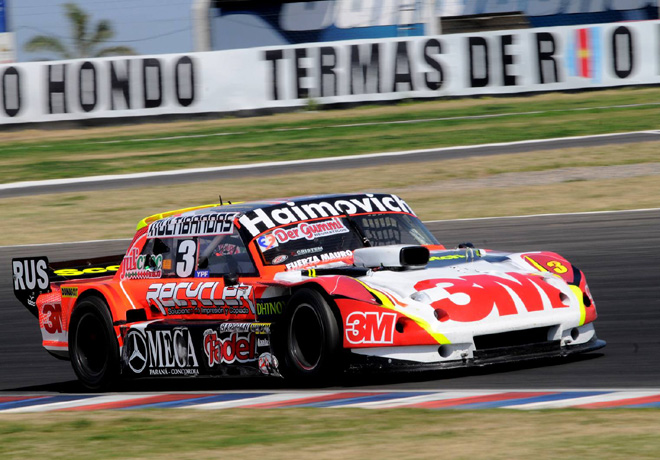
223,273,239,286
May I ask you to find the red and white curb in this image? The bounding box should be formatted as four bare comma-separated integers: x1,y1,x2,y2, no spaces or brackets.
2,390,660,412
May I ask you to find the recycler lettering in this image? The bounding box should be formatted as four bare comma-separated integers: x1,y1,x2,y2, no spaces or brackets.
146,282,255,316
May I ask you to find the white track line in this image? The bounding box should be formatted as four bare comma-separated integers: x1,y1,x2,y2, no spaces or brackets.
2,130,659,192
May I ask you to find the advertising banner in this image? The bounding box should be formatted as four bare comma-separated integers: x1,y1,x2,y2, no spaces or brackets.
1,20,660,125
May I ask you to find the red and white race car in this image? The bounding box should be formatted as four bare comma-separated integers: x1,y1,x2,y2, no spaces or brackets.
12,193,605,389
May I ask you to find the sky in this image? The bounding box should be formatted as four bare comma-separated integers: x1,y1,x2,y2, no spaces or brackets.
8,0,196,62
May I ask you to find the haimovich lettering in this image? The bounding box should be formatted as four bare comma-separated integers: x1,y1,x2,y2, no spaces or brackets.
239,194,414,236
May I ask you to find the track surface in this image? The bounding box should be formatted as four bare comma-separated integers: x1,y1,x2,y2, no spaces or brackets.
2,131,659,198
1,209,658,393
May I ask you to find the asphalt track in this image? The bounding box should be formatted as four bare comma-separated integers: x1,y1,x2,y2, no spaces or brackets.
2,130,659,198
1,209,658,393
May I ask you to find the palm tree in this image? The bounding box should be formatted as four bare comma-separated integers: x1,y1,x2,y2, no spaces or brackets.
24,2,136,59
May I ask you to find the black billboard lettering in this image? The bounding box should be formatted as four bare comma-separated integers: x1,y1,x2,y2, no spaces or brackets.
500,34,517,86
142,58,163,108
423,38,444,91
2,66,21,117
294,48,309,99
612,26,634,79
468,36,489,88
110,60,131,110
47,64,68,114
263,49,284,100
350,43,381,95
536,32,559,84
318,46,337,97
175,56,196,107
391,41,413,92
78,61,97,113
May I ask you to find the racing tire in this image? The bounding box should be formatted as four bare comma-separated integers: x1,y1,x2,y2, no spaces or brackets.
279,288,342,382
68,297,120,391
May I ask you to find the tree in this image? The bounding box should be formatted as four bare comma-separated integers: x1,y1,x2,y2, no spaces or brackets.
24,2,136,59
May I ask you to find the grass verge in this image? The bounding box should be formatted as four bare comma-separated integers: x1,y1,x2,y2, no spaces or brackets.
1,87,660,184
2,142,658,245
1,409,660,460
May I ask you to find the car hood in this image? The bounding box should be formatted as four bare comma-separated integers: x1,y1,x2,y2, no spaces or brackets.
354,249,583,339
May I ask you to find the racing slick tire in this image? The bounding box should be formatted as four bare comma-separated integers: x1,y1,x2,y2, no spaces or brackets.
69,296,120,391
279,288,342,382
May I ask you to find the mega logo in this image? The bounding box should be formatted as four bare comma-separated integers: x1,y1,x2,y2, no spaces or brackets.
124,327,199,376
146,282,255,316
414,272,569,323
122,247,163,279
272,217,348,244
345,311,396,345
203,330,256,367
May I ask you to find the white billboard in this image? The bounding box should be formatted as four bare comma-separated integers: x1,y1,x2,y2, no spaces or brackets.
0,20,658,125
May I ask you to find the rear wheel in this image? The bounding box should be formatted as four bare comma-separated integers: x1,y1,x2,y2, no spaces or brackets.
280,289,341,382
69,297,119,391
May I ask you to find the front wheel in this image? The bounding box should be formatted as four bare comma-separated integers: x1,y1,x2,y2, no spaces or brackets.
68,297,119,391
279,288,342,382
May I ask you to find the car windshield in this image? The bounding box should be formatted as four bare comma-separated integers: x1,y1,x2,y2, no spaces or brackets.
256,212,438,269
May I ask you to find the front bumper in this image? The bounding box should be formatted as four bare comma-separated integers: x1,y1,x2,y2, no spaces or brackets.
346,335,606,373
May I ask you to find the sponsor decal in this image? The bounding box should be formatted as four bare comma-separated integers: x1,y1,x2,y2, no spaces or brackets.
146,282,255,316
429,254,466,261
218,322,270,334
195,269,210,278
124,327,199,376
413,272,568,323
285,250,352,271
272,217,348,244
239,194,414,236
272,255,288,264
122,247,163,279
257,234,279,251
345,311,397,345
203,330,257,367
296,246,323,256
256,299,285,316
12,258,49,292
41,302,63,334
148,212,237,238
60,287,78,298
52,265,120,277
258,352,279,376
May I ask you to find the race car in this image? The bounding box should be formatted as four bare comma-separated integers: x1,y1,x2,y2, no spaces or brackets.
12,193,605,389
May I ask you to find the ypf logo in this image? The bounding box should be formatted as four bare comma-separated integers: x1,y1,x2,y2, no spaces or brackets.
345,311,396,345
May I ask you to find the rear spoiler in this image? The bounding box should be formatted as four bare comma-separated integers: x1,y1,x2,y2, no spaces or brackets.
11,254,124,317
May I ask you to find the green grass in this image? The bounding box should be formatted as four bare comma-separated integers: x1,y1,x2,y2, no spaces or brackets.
1,409,660,459
1,87,660,184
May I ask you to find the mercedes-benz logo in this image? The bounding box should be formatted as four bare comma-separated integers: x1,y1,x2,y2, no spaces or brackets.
126,330,147,373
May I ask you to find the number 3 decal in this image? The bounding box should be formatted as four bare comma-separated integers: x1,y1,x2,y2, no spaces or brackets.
547,261,568,274
176,240,197,278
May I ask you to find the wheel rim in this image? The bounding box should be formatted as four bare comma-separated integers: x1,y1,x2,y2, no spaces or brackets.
289,303,324,371
75,312,110,379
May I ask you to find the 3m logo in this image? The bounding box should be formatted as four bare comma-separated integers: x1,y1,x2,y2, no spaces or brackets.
414,272,568,323
345,311,396,345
